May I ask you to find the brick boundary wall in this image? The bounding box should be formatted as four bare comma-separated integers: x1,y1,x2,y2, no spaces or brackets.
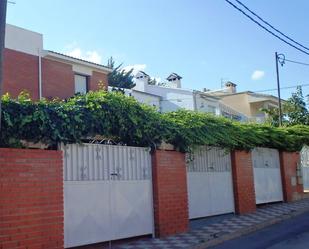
0,148,64,249
151,150,189,237
231,150,257,214
280,151,304,202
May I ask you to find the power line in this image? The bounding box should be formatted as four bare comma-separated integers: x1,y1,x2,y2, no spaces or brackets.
225,0,309,56
157,84,309,102
284,58,309,66
235,0,309,52
255,83,309,93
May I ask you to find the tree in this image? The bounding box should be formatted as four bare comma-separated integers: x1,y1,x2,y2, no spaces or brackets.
284,86,309,126
262,86,309,126
107,56,115,69
261,107,281,126
148,77,157,85
107,57,135,89
148,77,167,86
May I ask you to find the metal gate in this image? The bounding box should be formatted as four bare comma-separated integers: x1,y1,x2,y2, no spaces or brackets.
252,147,283,204
61,143,154,248
301,145,309,192
187,146,235,219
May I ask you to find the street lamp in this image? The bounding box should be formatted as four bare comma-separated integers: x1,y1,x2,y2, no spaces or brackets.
275,52,285,126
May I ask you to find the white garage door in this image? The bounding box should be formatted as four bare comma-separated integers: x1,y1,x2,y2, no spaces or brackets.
301,146,309,192
187,146,235,219
252,148,283,204
61,143,154,248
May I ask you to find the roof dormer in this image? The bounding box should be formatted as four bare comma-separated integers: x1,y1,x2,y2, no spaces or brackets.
166,73,182,88
225,81,237,93
135,71,150,80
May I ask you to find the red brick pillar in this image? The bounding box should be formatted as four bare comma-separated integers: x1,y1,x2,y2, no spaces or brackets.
0,148,64,249
231,150,256,214
152,149,189,237
280,151,303,202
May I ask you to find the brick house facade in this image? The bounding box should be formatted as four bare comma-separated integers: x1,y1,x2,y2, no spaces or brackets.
3,24,111,100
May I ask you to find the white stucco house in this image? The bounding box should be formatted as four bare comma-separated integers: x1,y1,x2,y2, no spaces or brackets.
108,85,161,111
133,71,247,121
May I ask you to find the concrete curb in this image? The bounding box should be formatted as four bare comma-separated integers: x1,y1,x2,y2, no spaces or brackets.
192,206,309,249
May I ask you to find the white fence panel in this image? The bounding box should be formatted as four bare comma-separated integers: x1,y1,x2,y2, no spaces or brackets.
187,146,235,219
252,147,283,204
64,182,112,246
301,146,309,191
112,181,153,239
62,143,153,248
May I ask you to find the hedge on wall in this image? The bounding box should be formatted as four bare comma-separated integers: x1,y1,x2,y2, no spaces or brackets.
1,91,308,151
0,91,166,148
162,110,309,151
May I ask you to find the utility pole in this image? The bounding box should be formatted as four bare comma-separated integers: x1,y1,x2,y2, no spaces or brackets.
275,52,283,126
0,0,7,132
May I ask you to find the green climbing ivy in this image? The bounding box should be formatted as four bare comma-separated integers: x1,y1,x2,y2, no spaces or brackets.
1,91,308,152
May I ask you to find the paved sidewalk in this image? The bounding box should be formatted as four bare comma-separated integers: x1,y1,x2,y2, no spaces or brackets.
210,210,309,249
115,198,309,249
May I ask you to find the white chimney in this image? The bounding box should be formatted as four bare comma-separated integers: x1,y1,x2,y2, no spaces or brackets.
225,81,237,93
166,73,182,88
134,71,150,92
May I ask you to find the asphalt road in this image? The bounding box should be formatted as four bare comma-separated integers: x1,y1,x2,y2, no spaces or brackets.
210,211,309,249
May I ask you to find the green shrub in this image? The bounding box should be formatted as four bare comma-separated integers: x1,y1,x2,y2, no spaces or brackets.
1,91,308,151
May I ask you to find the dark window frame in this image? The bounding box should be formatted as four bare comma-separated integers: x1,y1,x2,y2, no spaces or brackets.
74,73,89,94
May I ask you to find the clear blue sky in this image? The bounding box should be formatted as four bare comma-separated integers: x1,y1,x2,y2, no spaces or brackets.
6,0,309,99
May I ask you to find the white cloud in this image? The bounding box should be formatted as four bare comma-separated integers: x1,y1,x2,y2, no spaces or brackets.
152,76,162,83
123,64,147,75
65,45,102,64
251,70,265,80
84,51,102,64
67,48,82,58
64,41,78,50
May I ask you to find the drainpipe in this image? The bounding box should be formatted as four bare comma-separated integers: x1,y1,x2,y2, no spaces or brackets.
193,91,198,111
38,48,42,99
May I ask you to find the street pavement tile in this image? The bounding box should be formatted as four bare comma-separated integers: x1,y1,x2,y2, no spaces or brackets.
115,199,309,249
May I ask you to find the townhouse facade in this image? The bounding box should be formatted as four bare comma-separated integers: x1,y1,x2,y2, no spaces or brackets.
208,81,282,123
133,71,248,121
108,86,161,110
4,24,111,100
4,24,280,124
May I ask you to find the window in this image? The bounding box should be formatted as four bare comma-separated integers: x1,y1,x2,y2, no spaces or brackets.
207,105,216,114
74,74,88,94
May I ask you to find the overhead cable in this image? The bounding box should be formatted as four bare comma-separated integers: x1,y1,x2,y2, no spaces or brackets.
235,0,309,51
225,0,309,56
